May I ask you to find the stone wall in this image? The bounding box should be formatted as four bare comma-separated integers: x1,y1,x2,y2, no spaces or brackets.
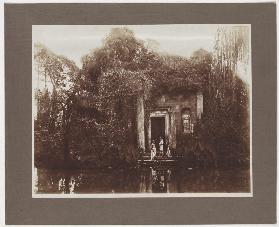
136,90,203,150
155,92,199,149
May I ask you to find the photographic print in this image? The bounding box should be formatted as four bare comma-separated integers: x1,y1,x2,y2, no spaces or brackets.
32,24,252,197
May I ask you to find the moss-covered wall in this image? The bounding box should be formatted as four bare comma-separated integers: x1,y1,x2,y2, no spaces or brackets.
138,90,203,150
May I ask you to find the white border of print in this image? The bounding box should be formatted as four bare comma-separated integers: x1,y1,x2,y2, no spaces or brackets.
32,24,253,198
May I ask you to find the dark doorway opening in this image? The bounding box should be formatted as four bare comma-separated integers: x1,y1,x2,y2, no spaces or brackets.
151,117,165,144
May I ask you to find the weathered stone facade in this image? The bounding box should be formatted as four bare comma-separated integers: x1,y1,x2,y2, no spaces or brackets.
137,89,203,151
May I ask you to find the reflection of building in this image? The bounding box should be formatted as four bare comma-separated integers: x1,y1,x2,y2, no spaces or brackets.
137,87,203,151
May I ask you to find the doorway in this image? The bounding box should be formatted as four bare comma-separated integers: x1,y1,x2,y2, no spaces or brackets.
151,117,165,144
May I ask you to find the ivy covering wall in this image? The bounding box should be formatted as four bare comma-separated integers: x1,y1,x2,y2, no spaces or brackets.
34,27,249,168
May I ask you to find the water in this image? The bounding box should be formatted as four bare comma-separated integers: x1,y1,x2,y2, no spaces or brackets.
34,166,250,194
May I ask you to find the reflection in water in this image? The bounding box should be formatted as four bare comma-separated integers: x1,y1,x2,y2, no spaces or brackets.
151,168,170,193
34,166,250,194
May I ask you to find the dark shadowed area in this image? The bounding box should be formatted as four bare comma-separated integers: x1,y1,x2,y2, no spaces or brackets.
34,166,250,194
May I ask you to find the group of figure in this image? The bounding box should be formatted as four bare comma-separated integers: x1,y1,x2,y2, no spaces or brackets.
150,137,172,160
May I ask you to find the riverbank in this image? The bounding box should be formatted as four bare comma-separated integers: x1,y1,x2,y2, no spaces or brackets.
35,152,250,171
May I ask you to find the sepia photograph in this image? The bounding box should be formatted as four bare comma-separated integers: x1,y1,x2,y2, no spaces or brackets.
32,24,252,197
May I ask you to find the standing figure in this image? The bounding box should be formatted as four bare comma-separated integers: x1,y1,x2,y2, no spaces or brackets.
150,140,157,160
166,143,172,158
159,137,164,157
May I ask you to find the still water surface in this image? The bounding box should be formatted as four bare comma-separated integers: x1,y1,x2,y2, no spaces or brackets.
34,167,250,194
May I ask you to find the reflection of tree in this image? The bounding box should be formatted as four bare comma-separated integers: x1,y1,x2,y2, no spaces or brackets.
57,173,83,194
139,168,152,193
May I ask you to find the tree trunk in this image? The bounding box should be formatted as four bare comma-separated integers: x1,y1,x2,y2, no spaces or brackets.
62,107,71,164
63,130,70,163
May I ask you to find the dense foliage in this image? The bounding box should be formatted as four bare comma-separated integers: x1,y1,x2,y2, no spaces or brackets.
34,27,250,168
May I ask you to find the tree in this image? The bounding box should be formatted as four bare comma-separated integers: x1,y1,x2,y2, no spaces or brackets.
34,43,80,162
80,28,162,163
34,26,250,168
200,26,250,166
